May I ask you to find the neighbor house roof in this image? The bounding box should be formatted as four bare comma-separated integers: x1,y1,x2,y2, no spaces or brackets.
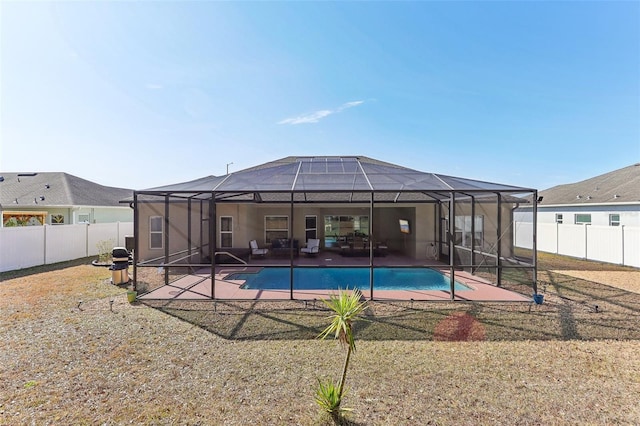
138,156,534,203
0,172,133,209
539,163,640,206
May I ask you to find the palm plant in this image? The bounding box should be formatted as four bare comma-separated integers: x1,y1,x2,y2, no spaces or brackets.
316,288,368,414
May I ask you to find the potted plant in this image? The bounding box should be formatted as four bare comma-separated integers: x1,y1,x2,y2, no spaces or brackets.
126,285,137,303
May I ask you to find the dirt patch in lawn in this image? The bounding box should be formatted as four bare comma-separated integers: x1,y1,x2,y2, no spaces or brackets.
550,270,640,294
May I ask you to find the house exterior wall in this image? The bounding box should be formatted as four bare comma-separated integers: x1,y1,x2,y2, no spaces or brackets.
537,205,640,227
516,204,640,227
136,198,517,263
74,206,133,224
1,206,132,226
137,201,204,262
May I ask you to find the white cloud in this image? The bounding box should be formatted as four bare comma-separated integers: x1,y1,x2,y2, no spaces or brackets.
145,83,164,90
278,100,364,125
337,100,364,110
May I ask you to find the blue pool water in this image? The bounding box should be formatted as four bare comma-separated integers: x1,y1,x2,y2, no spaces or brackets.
226,267,471,291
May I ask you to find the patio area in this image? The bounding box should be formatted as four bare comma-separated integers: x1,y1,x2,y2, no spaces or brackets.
137,253,532,303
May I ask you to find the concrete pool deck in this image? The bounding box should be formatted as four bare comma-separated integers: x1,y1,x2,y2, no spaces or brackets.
137,253,532,302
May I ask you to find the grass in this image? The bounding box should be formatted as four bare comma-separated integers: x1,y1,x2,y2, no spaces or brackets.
1,254,639,425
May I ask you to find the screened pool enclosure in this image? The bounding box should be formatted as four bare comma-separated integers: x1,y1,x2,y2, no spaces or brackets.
131,156,539,301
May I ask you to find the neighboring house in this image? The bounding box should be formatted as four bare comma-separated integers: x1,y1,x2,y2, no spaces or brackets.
0,172,133,227
132,156,538,290
517,163,640,227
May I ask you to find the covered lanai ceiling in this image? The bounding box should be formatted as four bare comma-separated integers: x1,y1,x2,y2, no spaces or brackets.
137,156,535,203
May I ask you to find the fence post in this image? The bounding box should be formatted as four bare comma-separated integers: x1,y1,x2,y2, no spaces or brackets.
85,223,90,258
43,224,48,265
584,223,588,260
621,225,625,266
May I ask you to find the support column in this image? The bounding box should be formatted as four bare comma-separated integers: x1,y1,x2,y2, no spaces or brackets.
471,195,476,273
449,192,456,301
210,195,216,299
164,195,170,286
132,192,138,291
496,193,502,287
290,193,294,300
532,190,538,294
187,198,192,264
369,192,374,300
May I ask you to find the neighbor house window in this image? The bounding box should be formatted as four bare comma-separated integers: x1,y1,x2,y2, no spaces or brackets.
265,216,288,243
220,216,233,247
51,214,64,225
609,214,620,227
78,214,90,223
454,215,484,248
149,216,163,249
555,214,563,224
575,214,591,225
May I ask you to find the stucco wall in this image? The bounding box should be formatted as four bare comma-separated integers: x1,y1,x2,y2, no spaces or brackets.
137,201,204,262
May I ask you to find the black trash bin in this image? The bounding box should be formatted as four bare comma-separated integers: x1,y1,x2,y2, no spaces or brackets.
110,247,130,285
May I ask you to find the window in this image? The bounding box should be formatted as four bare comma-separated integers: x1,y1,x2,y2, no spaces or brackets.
323,215,369,247
575,214,591,225
609,214,620,227
78,214,90,223
149,216,163,249
51,214,64,225
305,215,317,241
220,216,233,247
555,214,563,224
265,216,288,243
454,215,484,248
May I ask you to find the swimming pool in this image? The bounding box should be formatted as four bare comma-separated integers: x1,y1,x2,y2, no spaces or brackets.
225,267,471,292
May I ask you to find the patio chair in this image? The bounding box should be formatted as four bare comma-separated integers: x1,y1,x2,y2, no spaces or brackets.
249,240,269,258
300,238,320,257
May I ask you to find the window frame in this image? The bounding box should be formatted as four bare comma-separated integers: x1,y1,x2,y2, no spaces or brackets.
555,214,563,224
220,216,233,248
149,216,164,249
265,215,289,243
609,214,620,227
323,215,369,247
305,215,317,241
575,214,592,225
454,215,484,248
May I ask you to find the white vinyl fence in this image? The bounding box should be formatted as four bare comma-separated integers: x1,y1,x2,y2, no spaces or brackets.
514,222,640,268
0,222,133,273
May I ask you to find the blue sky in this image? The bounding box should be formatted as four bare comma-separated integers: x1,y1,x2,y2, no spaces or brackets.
1,1,638,190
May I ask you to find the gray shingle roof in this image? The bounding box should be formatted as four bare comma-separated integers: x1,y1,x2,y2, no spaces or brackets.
0,172,133,208
539,163,640,205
